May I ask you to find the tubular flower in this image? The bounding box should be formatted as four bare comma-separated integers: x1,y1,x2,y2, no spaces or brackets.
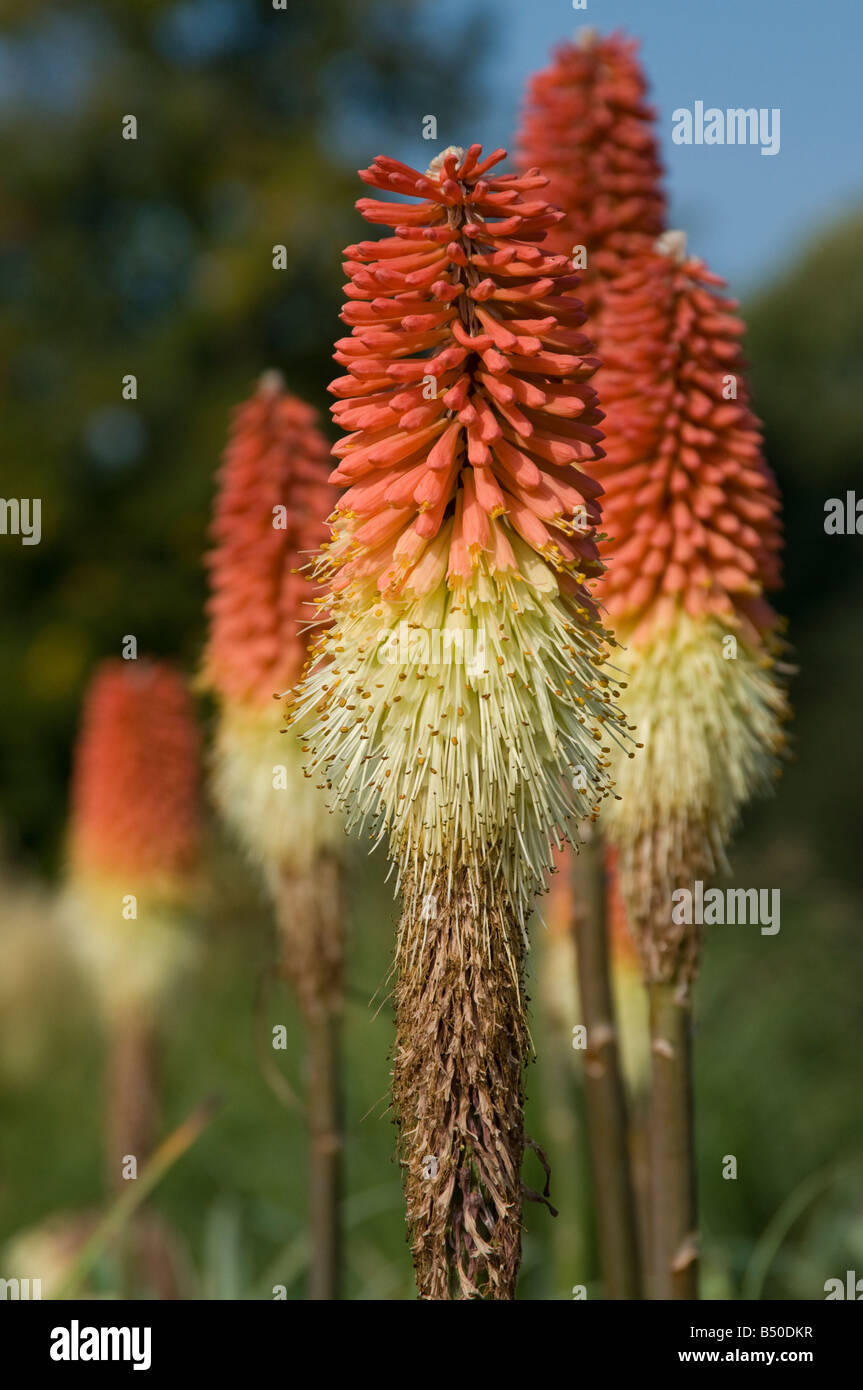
64,660,202,1009
288,144,627,920
202,374,340,879
595,234,790,985
516,29,665,319
286,146,630,1299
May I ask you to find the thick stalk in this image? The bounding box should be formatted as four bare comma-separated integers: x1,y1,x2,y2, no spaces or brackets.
536,892,589,1295
393,868,527,1300
571,835,642,1298
304,1006,342,1301
647,980,698,1299
104,1003,158,1296
105,1004,157,1195
276,854,344,1302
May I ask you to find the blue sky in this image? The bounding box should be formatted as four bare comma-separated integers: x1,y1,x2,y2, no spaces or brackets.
417,0,863,293
2,0,859,297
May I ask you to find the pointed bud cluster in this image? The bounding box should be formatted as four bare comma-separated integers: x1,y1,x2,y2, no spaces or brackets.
288,145,631,924
65,660,201,1007
202,376,339,874
516,30,665,316
69,661,201,896
204,375,333,706
595,237,790,982
288,145,635,1296
594,238,782,642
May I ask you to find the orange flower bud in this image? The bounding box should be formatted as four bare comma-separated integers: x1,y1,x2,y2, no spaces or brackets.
203,373,332,708
517,30,666,316
69,660,200,898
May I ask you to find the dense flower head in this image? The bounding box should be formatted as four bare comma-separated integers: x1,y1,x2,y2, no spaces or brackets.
287,145,631,920
594,235,789,982
68,659,201,897
516,30,666,313
203,374,333,708
327,144,608,598
593,234,783,644
202,376,339,876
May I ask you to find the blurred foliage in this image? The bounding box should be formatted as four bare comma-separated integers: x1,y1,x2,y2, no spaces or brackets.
747,208,863,621
2,835,862,1300
0,0,489,865
744,213,863,886
0,0,861,1303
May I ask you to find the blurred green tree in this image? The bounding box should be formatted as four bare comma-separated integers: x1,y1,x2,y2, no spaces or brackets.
744,206,863,883
746,207,863,620
0,0,488,866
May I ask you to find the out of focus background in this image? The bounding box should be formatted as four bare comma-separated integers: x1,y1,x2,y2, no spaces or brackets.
1,0,861,1299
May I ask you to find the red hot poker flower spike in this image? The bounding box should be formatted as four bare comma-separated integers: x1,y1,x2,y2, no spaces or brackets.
204,373,333,708
69,659,201,897
289,144,629,910
325,144,608,606
202,374,340,877
595,235,789,988
516,29,666,317
593,234,783,646
288,145,632,1302
204,377,345,1299
64,658,202,1014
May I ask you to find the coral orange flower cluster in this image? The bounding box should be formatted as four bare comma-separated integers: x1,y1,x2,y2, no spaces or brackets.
204,377,333,708
69,660,201,894
202,377,340,879
516,31,665,309
288,144,632,930
287,145,639,1303
593,240,783,642
327,144,607,603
